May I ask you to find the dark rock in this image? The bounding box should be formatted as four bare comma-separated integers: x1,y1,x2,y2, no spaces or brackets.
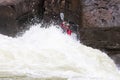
79,27,120,49
110,53,120,67
43,0,65,24
0,6,18,36
43,0,82,26
82,0,120,27
64,0,82,26
0,0,44,36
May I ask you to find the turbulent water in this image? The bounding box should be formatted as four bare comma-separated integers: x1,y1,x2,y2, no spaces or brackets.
0,23,120,80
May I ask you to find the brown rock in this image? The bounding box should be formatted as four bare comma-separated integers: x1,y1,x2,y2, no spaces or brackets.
0,6,18,36
82,0,120,27
0,0,44,36
79,27,120,49
43,0,64,23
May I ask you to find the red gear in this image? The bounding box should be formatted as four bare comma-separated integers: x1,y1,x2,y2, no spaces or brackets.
67,29,72,35
60,21,72,35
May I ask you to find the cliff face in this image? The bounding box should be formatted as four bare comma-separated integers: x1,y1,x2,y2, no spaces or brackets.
43,0,65,23
0,0,44,36
82,0,120,27
43,0,120,27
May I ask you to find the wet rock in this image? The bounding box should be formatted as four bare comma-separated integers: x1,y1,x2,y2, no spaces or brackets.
82,0,120,27
110,54,120,67
0,6,18,36
43,0,65,24
0,0,44,36
64,0,82,26
80,27,120,49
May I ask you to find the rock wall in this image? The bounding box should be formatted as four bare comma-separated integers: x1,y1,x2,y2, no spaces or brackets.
82,0,120,27
43,0,65,23
80,0,120,66
0,0,44,36
43,0,120,28
80,27,120,50
43,0,82,26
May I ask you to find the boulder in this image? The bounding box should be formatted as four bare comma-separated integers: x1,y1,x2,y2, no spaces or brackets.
0,0,44,36
0,5,18,36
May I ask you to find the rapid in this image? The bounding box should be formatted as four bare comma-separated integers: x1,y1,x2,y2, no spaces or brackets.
0,23,120,80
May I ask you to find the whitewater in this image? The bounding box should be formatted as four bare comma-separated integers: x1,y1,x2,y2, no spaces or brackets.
0,23,120,80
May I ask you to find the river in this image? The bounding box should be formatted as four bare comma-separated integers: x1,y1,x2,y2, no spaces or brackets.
0,23,119,80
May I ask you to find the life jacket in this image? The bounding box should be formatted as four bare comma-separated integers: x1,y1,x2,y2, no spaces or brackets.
67,29,72,35
60,21,72,35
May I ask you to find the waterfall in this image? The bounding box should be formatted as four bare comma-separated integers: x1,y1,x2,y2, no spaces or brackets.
0,23,119,80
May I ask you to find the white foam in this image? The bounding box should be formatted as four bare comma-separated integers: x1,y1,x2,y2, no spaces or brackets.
0,23,119,80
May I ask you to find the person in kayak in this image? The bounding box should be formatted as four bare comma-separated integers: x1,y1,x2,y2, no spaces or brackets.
60,12,72,35
66,23,72,35
60,21,68,31
60,21,72,35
